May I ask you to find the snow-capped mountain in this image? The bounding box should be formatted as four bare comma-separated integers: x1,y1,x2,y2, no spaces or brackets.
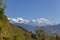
8,17,52,33
8,17,52,26
8,17,29,24
28,18,52,26
8,17,60,33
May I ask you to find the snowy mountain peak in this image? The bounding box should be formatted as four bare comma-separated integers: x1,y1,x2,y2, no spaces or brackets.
8,17,60,33
35,18,52,25
8,17,52,26
8,18,29,24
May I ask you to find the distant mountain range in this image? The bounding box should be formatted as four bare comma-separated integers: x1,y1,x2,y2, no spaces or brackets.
8,17,52,26
8,17,60,33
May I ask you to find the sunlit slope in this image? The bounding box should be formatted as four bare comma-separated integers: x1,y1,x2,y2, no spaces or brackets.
0,9,33,40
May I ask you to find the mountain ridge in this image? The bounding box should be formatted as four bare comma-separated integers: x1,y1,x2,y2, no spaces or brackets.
8,17,52,26
0,8,33,40
8,17,60,34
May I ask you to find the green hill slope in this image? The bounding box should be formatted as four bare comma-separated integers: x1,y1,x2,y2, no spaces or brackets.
0,9,33,40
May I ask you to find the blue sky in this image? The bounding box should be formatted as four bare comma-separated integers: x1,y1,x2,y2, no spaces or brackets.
5,0,60,23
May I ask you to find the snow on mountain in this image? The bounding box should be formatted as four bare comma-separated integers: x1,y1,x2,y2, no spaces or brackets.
8,17,60,33
27,18,52,26
34,18,51,25
8,17,29,24
8,17,52,26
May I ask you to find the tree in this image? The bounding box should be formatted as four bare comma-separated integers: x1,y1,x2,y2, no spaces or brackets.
3,37,10,40
36,30,45,40
0,27,2,32
13,36,17,40
56,35,60,40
